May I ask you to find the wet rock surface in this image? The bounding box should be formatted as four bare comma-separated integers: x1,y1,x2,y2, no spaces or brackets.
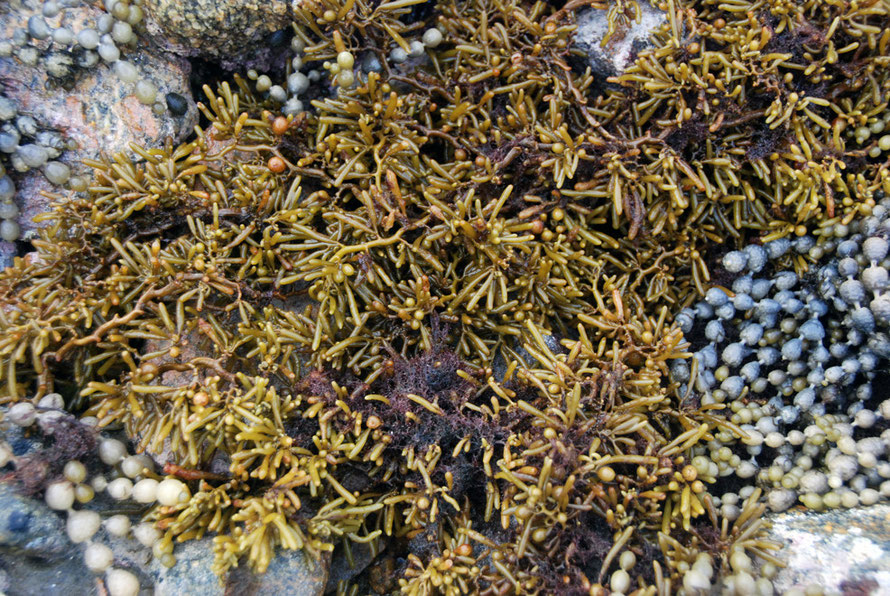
0,550,96,596
325,543,376,592
0,483,70,558
0,241,14,270
766,504,890,594
143,537,328,596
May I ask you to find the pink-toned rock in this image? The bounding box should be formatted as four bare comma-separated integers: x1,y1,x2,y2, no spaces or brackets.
0,1,198,236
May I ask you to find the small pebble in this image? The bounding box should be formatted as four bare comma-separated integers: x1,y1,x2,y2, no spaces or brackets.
165,92,188,116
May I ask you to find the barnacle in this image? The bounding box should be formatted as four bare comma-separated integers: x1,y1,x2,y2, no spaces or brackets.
2,0,890,592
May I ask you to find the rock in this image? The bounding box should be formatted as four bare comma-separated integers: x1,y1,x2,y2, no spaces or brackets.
573,4,667,78
0,483,70,558
142,0,296,67
765,504,890,594
137,537,328,595
325,543,377,592
0,548,98,596
0,417,43,459
0,240,14,269
0,1,198,237
249,547,329,595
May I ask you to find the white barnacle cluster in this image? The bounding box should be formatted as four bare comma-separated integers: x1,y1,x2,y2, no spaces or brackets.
1,1,151,106
0,0,154,243
0,95,78,242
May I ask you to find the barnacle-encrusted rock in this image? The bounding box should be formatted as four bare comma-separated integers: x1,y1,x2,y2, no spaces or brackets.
141,0,297,65
0,1,197,236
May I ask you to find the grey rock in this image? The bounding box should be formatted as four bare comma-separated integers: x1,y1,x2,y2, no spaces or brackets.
573,4,667,78
326,543,376,592
0,483,70,558
765,504,890,594
255,548,328,595
142,536,328,595
0,549,97,596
